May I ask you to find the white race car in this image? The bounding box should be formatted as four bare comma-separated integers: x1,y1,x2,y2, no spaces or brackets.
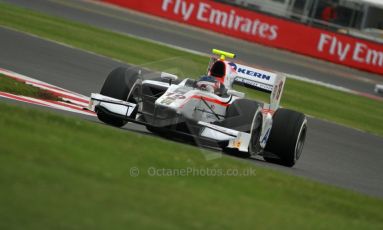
375,84,383,94
89,49,307,167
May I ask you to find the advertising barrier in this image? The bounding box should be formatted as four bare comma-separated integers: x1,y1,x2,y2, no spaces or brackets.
102,0,383,75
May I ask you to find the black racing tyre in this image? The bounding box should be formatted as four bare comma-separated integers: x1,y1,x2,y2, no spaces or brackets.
97,67,140,127
97,110,126,128
264,108,307,167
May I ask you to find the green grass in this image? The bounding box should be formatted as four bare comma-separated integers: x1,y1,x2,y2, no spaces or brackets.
0,74,60,100
0,101,382,229
0,2,382,136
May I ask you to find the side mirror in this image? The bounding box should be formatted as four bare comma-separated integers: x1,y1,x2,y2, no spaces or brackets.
227,89,245,98
161,72,178,85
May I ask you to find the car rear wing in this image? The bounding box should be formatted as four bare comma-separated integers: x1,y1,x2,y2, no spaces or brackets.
229,62,286,110
210,49,285,110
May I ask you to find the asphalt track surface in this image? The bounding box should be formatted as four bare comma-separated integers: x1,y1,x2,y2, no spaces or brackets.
2,26,383,198
3,0,383,97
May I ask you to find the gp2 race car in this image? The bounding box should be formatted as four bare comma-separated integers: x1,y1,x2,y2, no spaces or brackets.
89,49,307,167
375,84,383,94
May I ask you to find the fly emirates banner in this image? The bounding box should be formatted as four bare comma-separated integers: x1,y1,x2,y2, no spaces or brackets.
103,0,383,75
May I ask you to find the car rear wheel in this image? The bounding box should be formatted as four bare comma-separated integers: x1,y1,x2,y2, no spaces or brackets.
264,108,307,167
97,67,140,127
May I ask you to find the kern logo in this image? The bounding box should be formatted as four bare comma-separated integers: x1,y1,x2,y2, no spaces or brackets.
229,63,271,80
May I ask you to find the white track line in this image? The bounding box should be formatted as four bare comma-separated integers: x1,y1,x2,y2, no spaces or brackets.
287,74,383,101
0,68,96,116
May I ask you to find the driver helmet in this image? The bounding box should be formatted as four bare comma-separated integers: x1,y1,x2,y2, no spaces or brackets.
196,75,221,93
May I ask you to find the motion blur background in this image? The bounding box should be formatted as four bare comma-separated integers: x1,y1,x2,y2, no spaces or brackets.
217,0,383,43
106,0,383,76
